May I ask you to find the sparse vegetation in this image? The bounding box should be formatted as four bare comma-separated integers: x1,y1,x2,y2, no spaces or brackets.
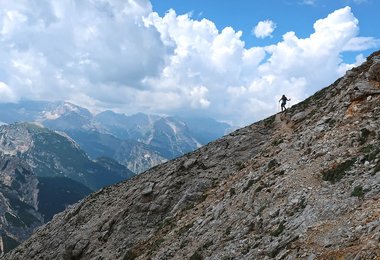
304,147,312,155
361,144,377,156
255,185,264,193
289,197,307,216
326,118,336,128
5,212,24,227
272,138,283,146
308,109,317,118
267,159,279,171
271,221,285,237
123,250,137,260
358,128,373,145
263,115,276,128
274,170,285,176
202,241,213,249
152,237,165,252
1,234,20,254
257,205,266,215
322,158,356,183
312,86,329,102
225,226,232,235
242,179,255,192
183,203,195,211
235,161,245,170
351,186,365,198
18,210,39,227
242,245,251,255
299,197,307,209
177,222,194,236
361,145,380,170
189,251,202,260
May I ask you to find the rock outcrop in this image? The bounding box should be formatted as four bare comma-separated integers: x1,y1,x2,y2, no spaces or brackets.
4,51,380,259
0,155,43,256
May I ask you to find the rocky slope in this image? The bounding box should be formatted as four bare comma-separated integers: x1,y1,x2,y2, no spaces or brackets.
0,123,134,191
5,51,380,259
0,155,43,255
0,123,134,255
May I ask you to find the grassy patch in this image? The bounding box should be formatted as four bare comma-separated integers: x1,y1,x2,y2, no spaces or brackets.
361,144,380,164
358,128,374,145
235,161,245,170
361,144,377,156
351,186,365,198
322,158,356,183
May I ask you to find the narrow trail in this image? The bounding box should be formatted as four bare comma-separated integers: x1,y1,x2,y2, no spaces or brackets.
275,112,294,136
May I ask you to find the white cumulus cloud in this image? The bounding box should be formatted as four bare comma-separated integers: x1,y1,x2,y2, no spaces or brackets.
0,0,167,104
0,2,379,126
344,37,380,51
253,20,276,39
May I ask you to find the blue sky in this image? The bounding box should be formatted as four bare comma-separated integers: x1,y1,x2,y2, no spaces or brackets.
0,0,379,126
151,0,379,62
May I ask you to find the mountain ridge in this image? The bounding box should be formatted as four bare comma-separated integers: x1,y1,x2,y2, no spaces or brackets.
0,123,134,191
0,102,232,173
4,50,380,259
0,123,135,255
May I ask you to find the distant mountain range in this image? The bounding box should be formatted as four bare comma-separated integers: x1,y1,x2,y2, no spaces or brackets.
0,122,134,254
0,101,233,173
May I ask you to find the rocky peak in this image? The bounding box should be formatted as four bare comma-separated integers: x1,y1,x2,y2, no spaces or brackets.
4,50,380,259
0,123,34,156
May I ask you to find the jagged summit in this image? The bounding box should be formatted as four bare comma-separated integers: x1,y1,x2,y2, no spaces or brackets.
4,50,380,259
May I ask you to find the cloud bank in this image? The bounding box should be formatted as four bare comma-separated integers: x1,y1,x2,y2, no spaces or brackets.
0,1,379,126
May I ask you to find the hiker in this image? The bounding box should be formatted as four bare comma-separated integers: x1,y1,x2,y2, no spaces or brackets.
279,95,291,112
